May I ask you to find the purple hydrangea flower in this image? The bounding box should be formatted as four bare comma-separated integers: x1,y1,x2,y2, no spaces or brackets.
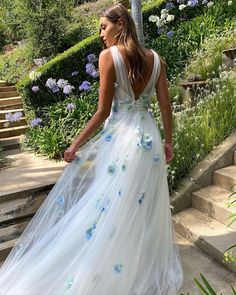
66,103,76,111
71,71,79,77
91,69,99,78
46,78,60,93
46,78,56,89
165,2,175,10
86,63,95,75
30,117,42,127
87,54,97,63
5,111,23,122
167,31,174,38
79,81,91,91
157,27,164,35
188,0,199,6
63,85,75,95
57,79,69,89
32,86,39,93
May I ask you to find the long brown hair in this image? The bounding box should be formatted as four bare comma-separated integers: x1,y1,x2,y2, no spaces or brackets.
99,3,150,89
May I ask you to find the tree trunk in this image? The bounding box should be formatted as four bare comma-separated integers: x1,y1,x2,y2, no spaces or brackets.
131,0,144,46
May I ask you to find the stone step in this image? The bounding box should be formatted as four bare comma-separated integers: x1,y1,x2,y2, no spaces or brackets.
213,165,236,192
0,97,22,106
0,108,24,120
0,238,18,261
0,81,7,87
0,86,17,92
0,220,29,243
0,135,23,150
0,192,47,225
173,207,236,274
0,102,23,111
0,125,28,139
0,117,27,128
0,91,19,99
192,185,236,231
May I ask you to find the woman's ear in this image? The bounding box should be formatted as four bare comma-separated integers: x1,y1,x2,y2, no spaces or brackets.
118,18,124,29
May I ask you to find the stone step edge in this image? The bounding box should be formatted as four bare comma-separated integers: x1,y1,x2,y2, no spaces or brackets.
0,238,18,261
0,184,54,203
213,165,236,192
0,192,47,225
173,207,236,274
192,184,236,230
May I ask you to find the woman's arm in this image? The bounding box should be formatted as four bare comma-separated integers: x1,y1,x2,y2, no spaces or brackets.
64,48,116,162
155,58,172,145
155,57,173,163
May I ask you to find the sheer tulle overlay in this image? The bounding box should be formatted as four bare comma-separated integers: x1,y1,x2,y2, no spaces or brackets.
0,45,184,295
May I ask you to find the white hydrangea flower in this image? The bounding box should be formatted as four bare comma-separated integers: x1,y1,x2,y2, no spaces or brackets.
161,13,166,20
207,1,214,7
228,0,232,5
161,8,168,16
148,15,159,22
167,14,175,22
156,18,165,27
179,4,187,10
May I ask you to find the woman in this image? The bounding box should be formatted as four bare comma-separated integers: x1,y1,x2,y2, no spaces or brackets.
0,3,183,295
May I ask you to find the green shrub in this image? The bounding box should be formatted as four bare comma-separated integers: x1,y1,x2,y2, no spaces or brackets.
0,45,34,83
157,68,236,191
185,29,236,80
14,0,74,58
148,1,236,80
67,0,113,41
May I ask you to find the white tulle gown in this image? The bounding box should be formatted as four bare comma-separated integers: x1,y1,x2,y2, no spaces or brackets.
0,45,183,295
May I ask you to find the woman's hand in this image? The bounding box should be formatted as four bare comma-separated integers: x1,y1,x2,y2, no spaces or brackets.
64,145,77,163
164,142,174,163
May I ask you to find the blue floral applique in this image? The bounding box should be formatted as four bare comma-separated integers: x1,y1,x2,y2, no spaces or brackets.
138,192,145,205
112,99,119,113
107,161,118,175
100,196,111,213
121,160,128,172
56,195,65,218
114,263,123,273
153,154,160,163
86,222,97,240
137,132,153,151
87,195,111,240
56,195,65,207
64,275,74,291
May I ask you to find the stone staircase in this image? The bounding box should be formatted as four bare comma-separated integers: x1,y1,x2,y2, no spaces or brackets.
0,80,28,150
173,151,236,274
0,189,49,261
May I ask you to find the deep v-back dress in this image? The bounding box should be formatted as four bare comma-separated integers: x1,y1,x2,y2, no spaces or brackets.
0,45,184,295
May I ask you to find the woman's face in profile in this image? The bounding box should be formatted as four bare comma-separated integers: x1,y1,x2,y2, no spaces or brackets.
99,16,122,48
